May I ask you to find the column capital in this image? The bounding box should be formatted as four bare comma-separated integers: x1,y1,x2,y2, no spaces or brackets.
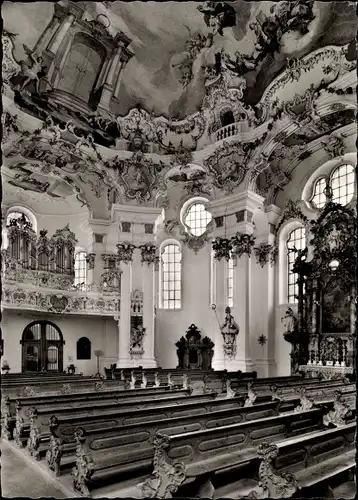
138,243,159,266
116,242,136,264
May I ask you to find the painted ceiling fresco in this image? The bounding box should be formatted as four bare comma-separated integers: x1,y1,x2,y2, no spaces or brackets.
3,1,357,119
2,1,357,217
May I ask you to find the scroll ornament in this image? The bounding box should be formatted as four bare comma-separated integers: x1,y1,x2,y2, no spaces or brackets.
246,441,299,498
141,432,186,498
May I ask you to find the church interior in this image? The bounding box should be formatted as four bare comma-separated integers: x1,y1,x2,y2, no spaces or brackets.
1,0,357,498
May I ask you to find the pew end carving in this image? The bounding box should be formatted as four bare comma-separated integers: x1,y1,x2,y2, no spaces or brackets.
72,427,94,496
141,432,186,498
246,441,299,499
46,415,63,476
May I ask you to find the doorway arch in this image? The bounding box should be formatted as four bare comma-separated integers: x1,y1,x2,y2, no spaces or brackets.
20,321,65,372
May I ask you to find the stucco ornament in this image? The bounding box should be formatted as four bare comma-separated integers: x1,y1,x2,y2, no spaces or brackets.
204,141,252,194
108,151,166,203
231,232,256,258
139,243,158,265
321,132,345,159
254,244,278,267
116,242,136,263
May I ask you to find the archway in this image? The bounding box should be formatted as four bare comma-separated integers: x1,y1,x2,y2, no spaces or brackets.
20,321,65,372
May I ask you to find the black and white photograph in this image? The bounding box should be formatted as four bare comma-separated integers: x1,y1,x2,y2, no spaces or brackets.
1,1,357,498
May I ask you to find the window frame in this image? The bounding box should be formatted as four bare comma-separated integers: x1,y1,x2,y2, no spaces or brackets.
74,250,87,289
180,197,212,238
227,255,234,308
159,240,182,310
305,161,356,210
286,226,306,304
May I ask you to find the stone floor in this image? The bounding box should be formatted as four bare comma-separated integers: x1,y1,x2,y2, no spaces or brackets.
1,440,67,499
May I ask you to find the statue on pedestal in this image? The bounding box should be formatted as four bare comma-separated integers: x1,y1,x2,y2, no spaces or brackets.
220,307,239,359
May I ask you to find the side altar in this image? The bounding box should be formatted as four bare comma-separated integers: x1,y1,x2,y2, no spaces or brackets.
175,324,214,370
285,200,356,380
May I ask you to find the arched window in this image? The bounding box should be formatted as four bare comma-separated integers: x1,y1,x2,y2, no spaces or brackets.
182,199,212,237
74,251,87,288
77,337,91,360
309,163,355,209
227,257,234,308
160,242,182,309
331,163,355,205
286,227,306,303
311,178,326,209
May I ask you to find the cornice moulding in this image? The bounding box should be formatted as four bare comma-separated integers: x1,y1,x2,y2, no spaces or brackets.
207,191,264,218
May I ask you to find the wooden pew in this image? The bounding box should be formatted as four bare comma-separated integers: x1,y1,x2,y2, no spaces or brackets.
46,398,277,477
8,387,192,445
215,422,356,499
70,408,325,496
45,387,356,477
2,377,125,399
23,392,219,454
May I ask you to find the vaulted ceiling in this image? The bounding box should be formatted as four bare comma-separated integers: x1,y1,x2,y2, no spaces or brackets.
2,1,357,218
3,1,357,119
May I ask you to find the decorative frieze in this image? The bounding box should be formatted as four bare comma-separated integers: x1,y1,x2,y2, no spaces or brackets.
116,242,136,263
2,285,120,316
253,243,278,267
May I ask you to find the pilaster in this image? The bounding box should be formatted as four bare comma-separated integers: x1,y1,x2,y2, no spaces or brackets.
113,204,161,368
207,191,264,372
251,232,277,377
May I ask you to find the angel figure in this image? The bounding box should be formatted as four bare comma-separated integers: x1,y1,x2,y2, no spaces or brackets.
197,2,236,36
13,45,51,94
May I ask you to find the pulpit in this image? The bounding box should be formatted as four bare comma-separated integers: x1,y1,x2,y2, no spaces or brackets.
175,324,214,370
291,201,356,379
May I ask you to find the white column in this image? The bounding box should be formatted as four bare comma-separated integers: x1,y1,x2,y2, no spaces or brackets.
212,257,226,370
47,13,75,54
34,15,61,54
114,60,126,98
250,236,276,377
142,261,157,368
233,254,255,372
116,261,133,367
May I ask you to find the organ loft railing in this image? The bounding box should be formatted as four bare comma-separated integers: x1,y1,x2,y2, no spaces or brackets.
3,215,78,286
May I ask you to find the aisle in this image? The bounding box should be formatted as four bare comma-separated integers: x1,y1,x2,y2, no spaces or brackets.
1,440,67,499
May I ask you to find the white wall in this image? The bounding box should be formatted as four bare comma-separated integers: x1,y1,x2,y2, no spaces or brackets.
155,243,216,368
1,310,118,376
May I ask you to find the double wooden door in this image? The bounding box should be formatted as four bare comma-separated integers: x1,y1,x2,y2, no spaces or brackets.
21,321,64,372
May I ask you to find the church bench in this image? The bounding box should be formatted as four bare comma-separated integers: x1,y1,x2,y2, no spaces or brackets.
47,399,279,478
1,377,125,399
214,421,356,499
70,401,311,496
9,387,193,445
130,408,325,499
22,391,218,454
